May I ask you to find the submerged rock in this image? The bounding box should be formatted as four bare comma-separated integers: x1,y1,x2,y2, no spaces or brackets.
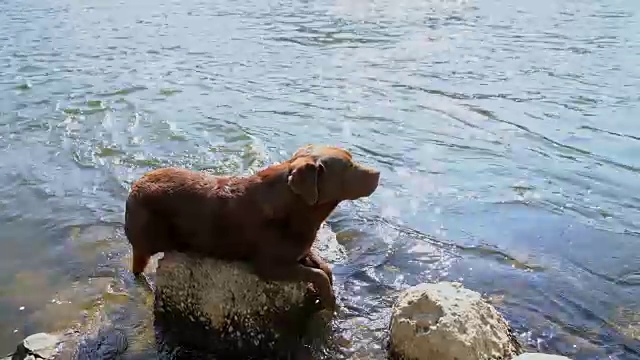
68,327,128,360
5,328,128,360
153,251,333,359
513,354,572,360
388,281,522,360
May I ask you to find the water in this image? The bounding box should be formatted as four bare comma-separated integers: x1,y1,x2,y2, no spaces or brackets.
1,0,639,358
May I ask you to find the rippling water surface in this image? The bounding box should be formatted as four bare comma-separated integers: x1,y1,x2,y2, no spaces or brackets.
1,0,640,358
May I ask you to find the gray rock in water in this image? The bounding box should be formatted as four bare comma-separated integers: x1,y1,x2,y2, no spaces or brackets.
6,327,128,360
11,332,61,360
71,327,128,360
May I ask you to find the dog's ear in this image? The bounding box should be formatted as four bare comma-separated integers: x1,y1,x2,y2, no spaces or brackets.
288,157,323,205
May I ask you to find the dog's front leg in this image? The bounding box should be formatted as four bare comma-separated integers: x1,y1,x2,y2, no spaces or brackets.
299,250,333,286
254,259,336,312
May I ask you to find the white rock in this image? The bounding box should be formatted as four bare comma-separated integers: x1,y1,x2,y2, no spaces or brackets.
21,332,61,359
513,353,572,360
389,281,521,360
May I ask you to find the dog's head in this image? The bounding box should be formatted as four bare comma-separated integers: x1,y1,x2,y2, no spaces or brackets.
287,145,380,205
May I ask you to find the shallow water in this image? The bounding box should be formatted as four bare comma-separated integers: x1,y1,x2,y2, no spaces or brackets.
1,0,640,358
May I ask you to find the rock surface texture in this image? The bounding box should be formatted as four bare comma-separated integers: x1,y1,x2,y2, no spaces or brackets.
513,354,572,360
154,251,333,358
389,281,522,360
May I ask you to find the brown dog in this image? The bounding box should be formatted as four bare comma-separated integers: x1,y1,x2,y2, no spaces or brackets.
124,144,380,310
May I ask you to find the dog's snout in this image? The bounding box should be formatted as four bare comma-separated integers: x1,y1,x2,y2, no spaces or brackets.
356,166,380,196
368,169,380,187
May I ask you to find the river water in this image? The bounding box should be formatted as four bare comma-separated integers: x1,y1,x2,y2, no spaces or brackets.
1,0,639,358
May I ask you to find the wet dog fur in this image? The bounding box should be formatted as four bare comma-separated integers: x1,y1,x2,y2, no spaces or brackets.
124,144,380,310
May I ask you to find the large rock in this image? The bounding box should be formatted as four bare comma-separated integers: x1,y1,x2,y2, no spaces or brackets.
388,281,522,360
153,242,337,358
513,354,572,360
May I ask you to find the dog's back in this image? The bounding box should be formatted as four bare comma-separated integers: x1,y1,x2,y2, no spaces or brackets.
124,167,256,273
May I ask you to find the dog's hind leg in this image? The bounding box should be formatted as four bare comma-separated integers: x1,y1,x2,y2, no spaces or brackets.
124,197,161,277
131,248,150,275
124,200,162,294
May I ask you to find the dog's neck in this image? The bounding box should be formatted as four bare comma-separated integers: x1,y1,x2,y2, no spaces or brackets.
253,162,339,227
